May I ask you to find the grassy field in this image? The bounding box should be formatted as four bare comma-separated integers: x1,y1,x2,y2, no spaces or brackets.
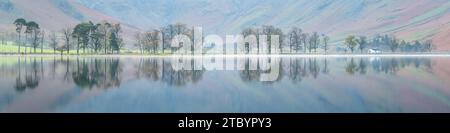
0,42,170,55
0,43,59,54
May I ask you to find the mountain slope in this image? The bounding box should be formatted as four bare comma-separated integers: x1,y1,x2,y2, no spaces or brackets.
74,0,450,51
0,0,139,44
1,0,450,51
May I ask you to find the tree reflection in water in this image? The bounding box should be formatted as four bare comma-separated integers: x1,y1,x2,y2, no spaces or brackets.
160,58,205,86
239,58,261,82
8,56,435,91
72,58,122,89
346,58,358,75
14,57,41,92
283,57,432,84
368,57,432,75
286,58,324,83
134,57,206,86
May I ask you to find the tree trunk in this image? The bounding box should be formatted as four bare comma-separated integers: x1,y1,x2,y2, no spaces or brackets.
33,35,36,54
67,44,69,54
41,34,44,54
18,33,21,54
104,36,107,54
161,33,165,54
76,38,80,55
25,34,27,54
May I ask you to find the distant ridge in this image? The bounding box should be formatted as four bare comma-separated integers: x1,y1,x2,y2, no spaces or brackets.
1,0,449,51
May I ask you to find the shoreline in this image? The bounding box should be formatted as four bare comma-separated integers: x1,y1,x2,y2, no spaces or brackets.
0,53,450,58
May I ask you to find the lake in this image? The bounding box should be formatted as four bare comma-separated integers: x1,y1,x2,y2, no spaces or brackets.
0,55,449,113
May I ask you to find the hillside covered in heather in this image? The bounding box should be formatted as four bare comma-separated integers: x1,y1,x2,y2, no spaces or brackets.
1,0,450,51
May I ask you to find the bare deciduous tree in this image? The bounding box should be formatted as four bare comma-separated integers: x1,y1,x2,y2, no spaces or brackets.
49,31,58,54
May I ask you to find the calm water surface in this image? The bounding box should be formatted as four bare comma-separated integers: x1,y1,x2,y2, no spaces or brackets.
0,56,449,113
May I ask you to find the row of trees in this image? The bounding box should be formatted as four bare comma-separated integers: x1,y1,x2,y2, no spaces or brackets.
344,34,434,53
12,18,123,55
134,24,329,54
134,24,436,54
134,30,162,54
287,27,329,53
13,18,45,54
7,18,436,55
70,21,123,54
55,21,124,55
10,57,123,91
241,25,284,54
134,23,194,54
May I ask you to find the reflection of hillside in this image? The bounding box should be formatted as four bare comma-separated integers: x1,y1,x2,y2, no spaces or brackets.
9,57,125,91
1,56,437,91
0,56,446,113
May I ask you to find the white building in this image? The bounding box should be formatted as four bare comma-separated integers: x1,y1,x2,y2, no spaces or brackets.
368,49,382,54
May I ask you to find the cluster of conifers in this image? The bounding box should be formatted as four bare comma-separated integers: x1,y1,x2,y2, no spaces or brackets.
11,18,123,55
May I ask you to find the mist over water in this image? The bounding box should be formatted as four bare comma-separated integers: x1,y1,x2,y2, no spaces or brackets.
0,56,449,113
